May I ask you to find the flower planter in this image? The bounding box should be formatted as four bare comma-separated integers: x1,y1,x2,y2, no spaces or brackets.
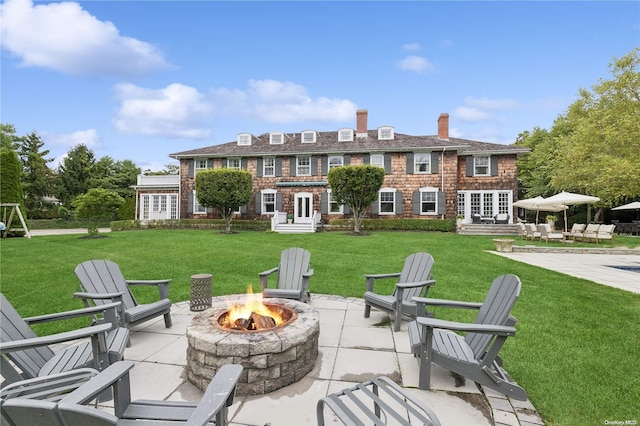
493,239,515,253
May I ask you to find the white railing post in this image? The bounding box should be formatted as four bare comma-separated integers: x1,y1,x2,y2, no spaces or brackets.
271,211,278,231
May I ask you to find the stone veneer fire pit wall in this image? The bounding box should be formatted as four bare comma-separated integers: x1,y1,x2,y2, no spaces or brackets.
186,295,319,396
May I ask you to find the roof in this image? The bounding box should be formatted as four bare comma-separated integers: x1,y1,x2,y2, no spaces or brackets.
169,130,529,159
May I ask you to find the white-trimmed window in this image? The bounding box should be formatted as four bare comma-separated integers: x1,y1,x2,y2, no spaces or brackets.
193,191,207,215
237,133,252,146
414,153,431,174
338,128,354,142
327,189,343,214
483,193,494,217
302,131,317,143
227,158,240,170
328,155,343,170
261,189,277,214
270,132,284,144
297,156,311,176
378,126,394,140
498,192,510,215
263,157,275,177
370,154,384,168
379,188,396,214
474,156,490,176
457,193,465,217
195,158,208,175
140,194,178,220
419,187,438,214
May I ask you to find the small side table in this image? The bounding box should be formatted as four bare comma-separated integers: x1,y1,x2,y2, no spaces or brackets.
190,273,212,311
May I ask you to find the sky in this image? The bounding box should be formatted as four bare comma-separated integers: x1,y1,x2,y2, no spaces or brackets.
1,0,638,172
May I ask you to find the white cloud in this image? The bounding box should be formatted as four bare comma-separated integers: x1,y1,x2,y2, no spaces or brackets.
0,0,169,76
402,43,421,51
397,56,434,73
454,96,519,123
46,128,102,149
113,83,213,139
463,96,519,110
454,106,493,122
210,79,357,123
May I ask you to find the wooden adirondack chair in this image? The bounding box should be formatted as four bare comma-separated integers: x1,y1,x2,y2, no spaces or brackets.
407,274,527,400
74,260,173,330
2,361,243,426
0,294,128,386
260,247,313,302
363,252,436,332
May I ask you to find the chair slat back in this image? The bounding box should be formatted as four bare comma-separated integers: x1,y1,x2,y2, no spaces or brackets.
58,402,118,425
75,260,137,309
2,398,65,426
0,294,54,379
277,248,311,291
466,274,521,358
396,253,435,301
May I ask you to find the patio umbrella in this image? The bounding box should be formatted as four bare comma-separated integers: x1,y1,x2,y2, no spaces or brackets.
611,201,640,220
539,191,600,232
513,196,567,224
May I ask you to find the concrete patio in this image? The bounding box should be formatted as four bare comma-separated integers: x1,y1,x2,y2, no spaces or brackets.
101,295,543,426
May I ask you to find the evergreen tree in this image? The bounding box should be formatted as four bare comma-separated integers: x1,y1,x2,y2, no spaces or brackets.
17,131,56,217
57,144,95,206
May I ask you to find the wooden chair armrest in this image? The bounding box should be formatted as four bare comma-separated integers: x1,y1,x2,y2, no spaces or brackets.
364,272,401,292
74,291,125,301
23,302,122,325
259,267,279,289
396,280,436,289
0,368,99,401
187,364,243,425
0,324,112,353
303,269,314,277
412,297,482,310
126,280,171,300
62,361,135,407
415,317,516,336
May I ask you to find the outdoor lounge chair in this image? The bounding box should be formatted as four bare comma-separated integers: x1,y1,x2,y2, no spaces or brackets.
74,260,173,330
407,274,527,400
494,213,510,224
581,224,600,242
364,252,436,332
538,223,563,242
0,294,128,386
260,247,313,302
568,223,586,241
525,223,541,241
1,361,243,426
594,224,615,243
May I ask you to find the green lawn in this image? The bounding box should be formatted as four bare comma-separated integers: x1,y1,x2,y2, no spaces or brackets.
1,230,639,425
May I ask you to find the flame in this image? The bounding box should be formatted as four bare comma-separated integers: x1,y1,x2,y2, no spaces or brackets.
226,286,284,327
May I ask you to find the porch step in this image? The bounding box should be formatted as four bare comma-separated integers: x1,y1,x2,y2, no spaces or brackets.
458,224,519,236
273,223,316,234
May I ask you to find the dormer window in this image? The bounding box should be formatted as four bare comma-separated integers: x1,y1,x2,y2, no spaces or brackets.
237,133,252,146
378,126,394,140
338,128,354,142
301,130,317,143
270,132,284,145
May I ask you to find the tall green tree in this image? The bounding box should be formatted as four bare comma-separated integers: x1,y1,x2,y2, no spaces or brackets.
0,149,27,235
73,188,124,236
328,165,385,234
195,169,252,233
57,144,95,206
16,131,56,216
0,124,22,151
144,164,179,175
90,157,140,198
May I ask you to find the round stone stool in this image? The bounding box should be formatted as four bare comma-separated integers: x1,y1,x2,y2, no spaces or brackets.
190,273,212,311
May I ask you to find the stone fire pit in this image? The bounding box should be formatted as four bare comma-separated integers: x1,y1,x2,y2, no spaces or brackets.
186,295,319,396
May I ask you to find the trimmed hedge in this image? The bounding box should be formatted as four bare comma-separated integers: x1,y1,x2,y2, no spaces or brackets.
111,219,271,231
326,218,455,232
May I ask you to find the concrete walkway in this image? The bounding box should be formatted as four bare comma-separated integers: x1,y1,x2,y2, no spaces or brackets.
89,296,543,426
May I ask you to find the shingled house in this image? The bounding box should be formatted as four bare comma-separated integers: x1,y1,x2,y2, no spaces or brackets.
167,110,528,228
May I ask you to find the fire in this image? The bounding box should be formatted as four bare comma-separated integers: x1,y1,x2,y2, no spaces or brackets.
225,286,284,327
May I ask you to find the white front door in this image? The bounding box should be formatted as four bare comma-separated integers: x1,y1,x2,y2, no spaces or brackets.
294,192,313,224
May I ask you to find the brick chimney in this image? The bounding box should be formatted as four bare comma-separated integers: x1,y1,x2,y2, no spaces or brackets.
437,113,449,140
356,109,368,138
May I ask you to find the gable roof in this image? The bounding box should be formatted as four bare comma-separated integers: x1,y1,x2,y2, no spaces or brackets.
169,130,528,159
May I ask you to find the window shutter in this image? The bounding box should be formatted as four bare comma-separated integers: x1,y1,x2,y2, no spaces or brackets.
395,191,403,215
311,156,318,175
466,156,474,177
362,154,370,164
344,204,351,215
384,154,392,174
344,155,351,166
437,191,446,215
491,156,499,176
321,156,328,175
188,160,195,178
207,158,214,169
430,152,439,174
276,193,283,211
406,153,414,174
240,204,247,214
187,192,194,213
371,199,379,215
255,193,262,214
290,158,296,176
275,158,282,177
256,158,263,177
412,191,420,214
221,158,227,168
241,158,248,170
321,192,328,214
